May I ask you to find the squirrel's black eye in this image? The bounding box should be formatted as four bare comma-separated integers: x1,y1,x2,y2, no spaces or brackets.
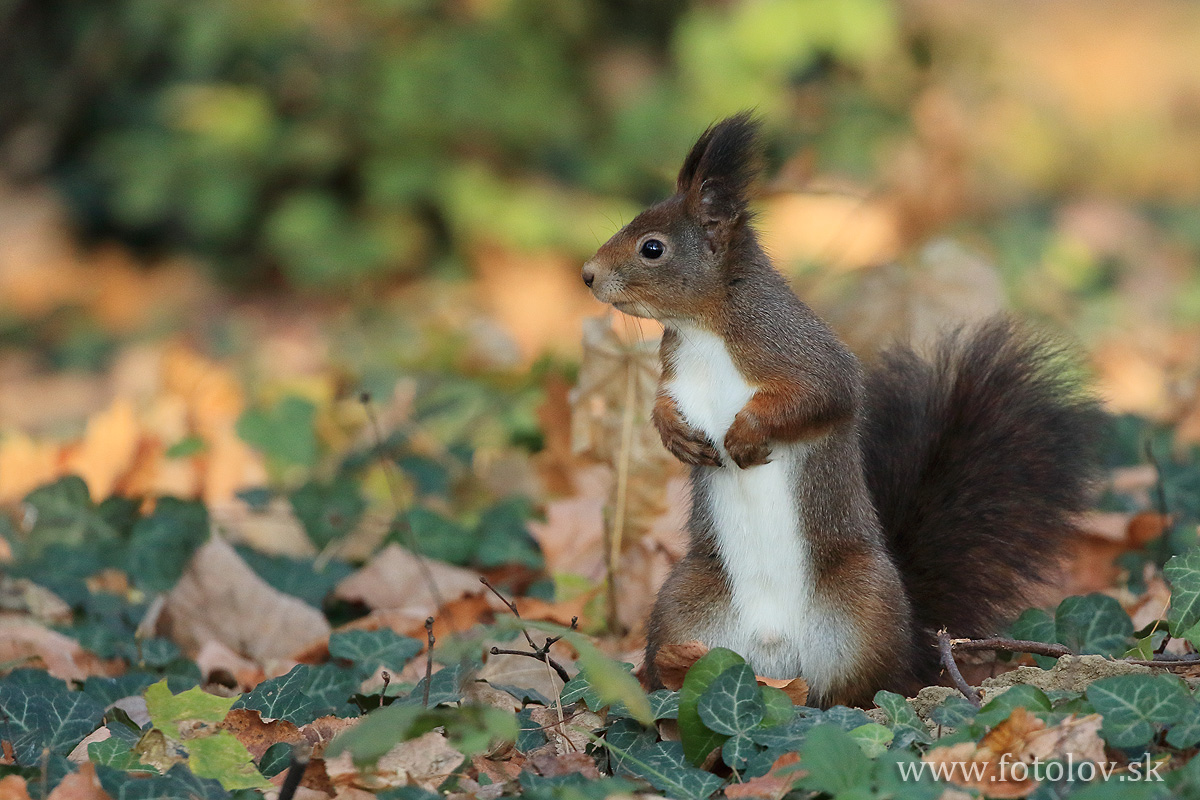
640,239,665,259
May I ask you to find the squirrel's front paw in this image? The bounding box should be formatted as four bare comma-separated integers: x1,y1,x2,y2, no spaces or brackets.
724,412,772,469
653,396,722,467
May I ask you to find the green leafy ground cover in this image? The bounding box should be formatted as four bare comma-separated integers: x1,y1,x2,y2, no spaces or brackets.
3,396,1200,799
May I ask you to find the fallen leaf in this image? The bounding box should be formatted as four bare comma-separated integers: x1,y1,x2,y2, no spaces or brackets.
724,752,804,800
47,763,111,800
196,640,265,691
0,775,31,800
757,676,810,706
654,641,709,691
220,708,303,760
0,433,59,505
527,749,600,779
334,543,483,618
1023,714,1105,764
0,620,115,682
160,537,331,664
326,731,464,792
65,398,140,502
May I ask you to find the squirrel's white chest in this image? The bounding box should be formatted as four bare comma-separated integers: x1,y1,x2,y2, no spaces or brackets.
663,326,846,686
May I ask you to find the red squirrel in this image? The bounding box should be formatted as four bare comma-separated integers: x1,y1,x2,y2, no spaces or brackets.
581,113,1104,707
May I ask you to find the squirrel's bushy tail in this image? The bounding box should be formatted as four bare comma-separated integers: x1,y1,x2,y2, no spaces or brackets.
861,317,1106,684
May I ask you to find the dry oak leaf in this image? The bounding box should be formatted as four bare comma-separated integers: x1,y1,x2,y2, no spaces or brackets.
325,730,464,792
334,543,483,617
220,708,304,760
756,676,810,706
654,641,710,691
0,620,116,682
921,708,1102,799
160,537,330,664
724,752,805,800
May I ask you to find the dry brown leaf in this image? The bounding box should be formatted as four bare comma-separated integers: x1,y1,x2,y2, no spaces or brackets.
0,621,115,682
160,537,330,663
0,433,59,505
757,676,810,706
529,706,602,756
326,731,464,792
527,750,601,780
220,708,304,760
334,543,483,617
654,641,710,691
1023,714,1105,764
479,636,572,703
0,775,31,800
46,763,109,800
196,641,265,690
64,398,140,502
527,489,607,580
300,716,359,757
724,752,804,800
471,753,523,785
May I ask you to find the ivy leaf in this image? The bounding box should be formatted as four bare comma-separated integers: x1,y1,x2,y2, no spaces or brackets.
95,762,230,800
185,731,272,790
89,736,157,774
975,685,1053,728
648,689,680,721
697,664,765,737
1055,593,1134,657
609,740,725,800
1165,548,1200,638
235,547,353,607
237,395,318,467
403,507,479,566
1010,607,1058,668
759,686,793,728
873,690,931,747
22,476,118,559
0,669,105,765
290,477,366,549
1087,674,1194,748
930,695,978,730
678,647,744,765
127,499,210,594
144,680,235,740
329,629,423,679
232,665,321,725
475,498,543,570
797,723,873,796
849,722,894,757
1166,703,1200,749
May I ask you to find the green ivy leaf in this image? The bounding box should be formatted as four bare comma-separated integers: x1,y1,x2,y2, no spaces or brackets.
606,739,725,800
329,629,423,679
1166,547,1200,638
759,686,794,728
186,731,272,790
290,477,366,549
144,680,235,741
1055,593,1134,657
232,665,322,725
1087,674,1194,748
22,476,118,559
647,689,680,721
976,685,1053,728
678,647,744,765
236,548,353,607
1166,703,1200,749
89,736,157,774
697,664,765,737
873,690,931,745
474,498,543,570
930,695,977,730
95,762,229,800
127,499,209,594
797,723,873,795
403,507,479,566
849,722,894,758
236,395,318,467
1010,607,1058,668
0,669,105,765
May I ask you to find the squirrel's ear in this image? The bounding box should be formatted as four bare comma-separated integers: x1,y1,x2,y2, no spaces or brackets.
676,112,762,254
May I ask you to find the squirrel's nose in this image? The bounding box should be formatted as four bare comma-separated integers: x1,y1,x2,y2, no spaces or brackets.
582,265,595,288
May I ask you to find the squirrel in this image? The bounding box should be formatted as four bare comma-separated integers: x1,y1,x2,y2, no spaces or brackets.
580,113,1105,708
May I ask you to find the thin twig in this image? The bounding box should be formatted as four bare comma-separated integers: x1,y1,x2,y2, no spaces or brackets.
950,637,1072,659
277,750,308,800
361,392,445,610
1124,655,1200,669
481,576,576,685
422,616,435,708
380,671,390,708
938,628,981,707
606,356,638,633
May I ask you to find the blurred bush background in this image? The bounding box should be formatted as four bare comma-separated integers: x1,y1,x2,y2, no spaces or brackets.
3,0,1200,437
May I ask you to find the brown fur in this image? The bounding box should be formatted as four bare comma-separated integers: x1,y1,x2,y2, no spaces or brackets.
582,113,1104,707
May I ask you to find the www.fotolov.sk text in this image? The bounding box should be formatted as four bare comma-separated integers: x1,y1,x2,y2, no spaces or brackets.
897,753,1165,785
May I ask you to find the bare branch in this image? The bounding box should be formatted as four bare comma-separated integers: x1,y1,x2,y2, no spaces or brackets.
938,628,981,707
950,637,1072,659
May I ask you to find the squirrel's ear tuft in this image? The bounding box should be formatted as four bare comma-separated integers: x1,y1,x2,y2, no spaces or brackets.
676,112,762,254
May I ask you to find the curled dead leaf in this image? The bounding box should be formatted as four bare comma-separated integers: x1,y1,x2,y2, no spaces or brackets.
756,676,810,706
653,641,709,691
160,537,331,664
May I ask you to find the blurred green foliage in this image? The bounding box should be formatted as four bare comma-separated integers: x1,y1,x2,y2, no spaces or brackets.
0,0,907,288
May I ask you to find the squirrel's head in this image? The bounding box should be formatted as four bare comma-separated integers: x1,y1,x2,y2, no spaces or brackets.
582,112,762,324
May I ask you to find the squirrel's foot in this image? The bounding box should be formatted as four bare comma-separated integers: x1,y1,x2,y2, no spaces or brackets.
653,395,722,467
724,412,772,469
